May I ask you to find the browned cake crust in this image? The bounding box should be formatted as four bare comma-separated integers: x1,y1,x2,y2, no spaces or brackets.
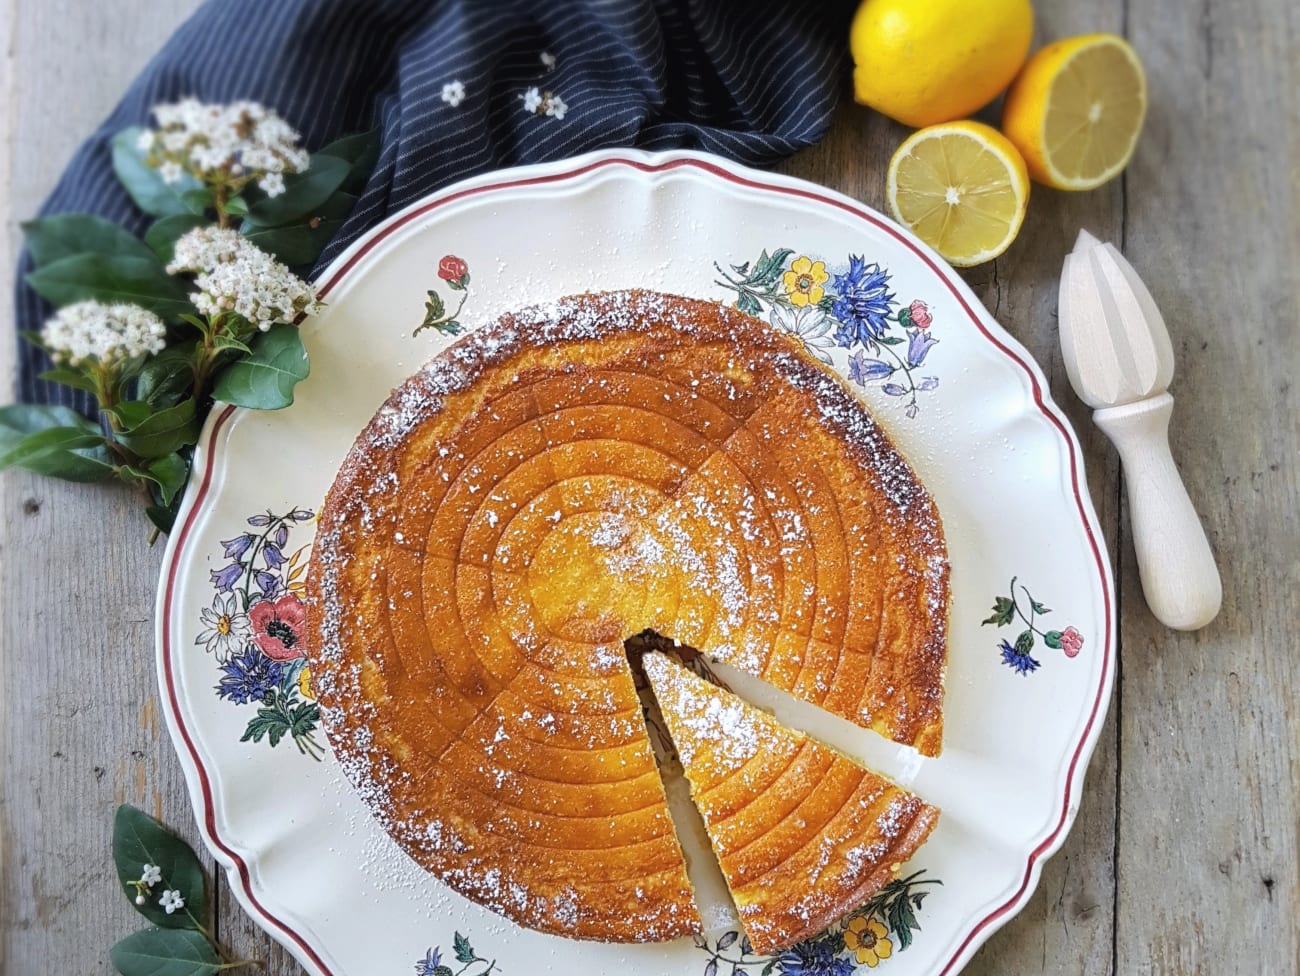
644,652,940,955
305,289,948,943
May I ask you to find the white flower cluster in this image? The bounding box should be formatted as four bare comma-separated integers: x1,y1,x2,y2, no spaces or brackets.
42,301,167,367
521,86,568,120
137,98,310,197
167,227,318,328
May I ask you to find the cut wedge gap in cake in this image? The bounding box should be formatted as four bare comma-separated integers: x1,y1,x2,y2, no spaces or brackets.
640,650,940,956
624,632,740,931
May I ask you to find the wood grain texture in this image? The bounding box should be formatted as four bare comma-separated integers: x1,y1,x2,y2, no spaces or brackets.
1,0,1295,974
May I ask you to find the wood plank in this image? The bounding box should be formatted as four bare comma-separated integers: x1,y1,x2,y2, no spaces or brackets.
1116,0,1299,972
0,2,225,974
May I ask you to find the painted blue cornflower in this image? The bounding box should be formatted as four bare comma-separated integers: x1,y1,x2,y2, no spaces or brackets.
778,937,855,976
216,646,284,704
832,256,896,346
1000,638,1041,675
414,948,442,976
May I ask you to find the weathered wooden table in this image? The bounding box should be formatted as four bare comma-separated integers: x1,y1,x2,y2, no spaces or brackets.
2,1,1295,973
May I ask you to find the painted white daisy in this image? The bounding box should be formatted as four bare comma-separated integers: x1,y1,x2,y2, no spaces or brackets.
195,591,252,661
440,80,466,107
769,303,836,365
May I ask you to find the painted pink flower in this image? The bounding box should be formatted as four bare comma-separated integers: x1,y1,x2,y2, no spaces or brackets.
437,254,468,282
909,299,932,329
249,594,307,661
1059,626,1084,658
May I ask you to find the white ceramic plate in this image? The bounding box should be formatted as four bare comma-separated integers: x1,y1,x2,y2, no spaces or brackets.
156,150,1114,976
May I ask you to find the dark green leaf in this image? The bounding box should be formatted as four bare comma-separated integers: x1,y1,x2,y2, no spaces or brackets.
124,451,190,505
112,804,208,930
433,968,453,976
424,290,446,321
878,335,905,345
136,345,197,409
240,192,353,266
761,962,777,976
315,128,380,193
1044,630,1064,649
112,128,203,218
224,195,249,218
211,324,309,410
453,932,475,964
241,708,291,747
0,426,107,478
36,366,98,394
179,187,214,216
21,213,156,268
982,596,1015,627
751,247,794,288
1014,630,1035,655
116,397,196,457
109,927,221,976
26,253,193,320
817,295,836,312
212,333,252,356
243,155,349,226
735,292,762,317
146,504,176,535
145,214,206,264
0,403,98,440
1031,600,1051,615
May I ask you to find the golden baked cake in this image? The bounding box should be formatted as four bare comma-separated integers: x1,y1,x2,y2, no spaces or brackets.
643,651,940,955
305,289,948,943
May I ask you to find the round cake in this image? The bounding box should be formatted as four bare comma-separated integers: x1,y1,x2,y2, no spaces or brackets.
305,290,949,943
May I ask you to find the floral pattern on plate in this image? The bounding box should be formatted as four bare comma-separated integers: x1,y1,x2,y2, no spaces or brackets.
694,871,941,974
198,507,324,758
714,249,939,417
982,577,1086,675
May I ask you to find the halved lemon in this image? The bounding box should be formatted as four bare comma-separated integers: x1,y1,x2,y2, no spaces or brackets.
886,120,1030,268
1002,33,1148,190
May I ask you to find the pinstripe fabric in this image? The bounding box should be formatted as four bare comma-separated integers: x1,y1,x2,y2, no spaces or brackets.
14,0,857,409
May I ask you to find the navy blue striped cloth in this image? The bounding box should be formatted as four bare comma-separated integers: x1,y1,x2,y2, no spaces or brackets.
15,0,857,410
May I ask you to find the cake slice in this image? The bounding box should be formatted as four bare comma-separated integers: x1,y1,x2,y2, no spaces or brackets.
642,652,939,954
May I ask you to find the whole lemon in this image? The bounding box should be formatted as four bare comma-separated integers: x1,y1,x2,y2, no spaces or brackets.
850,0,1034,128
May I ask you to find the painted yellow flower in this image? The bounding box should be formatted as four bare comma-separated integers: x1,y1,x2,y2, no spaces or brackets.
297,665,314,700
844,915,894,967
782,256,829,307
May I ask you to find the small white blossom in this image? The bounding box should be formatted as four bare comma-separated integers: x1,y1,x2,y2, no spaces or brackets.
540,50,556,69
257,171,285,197
440,80,466,107
140,864,162,886
158,889,185,914
135,130,156,152
168,227,319,328
142,98,309,190
545,94,568,120
42,301,167,367
135,894,146,905
521,86,543,113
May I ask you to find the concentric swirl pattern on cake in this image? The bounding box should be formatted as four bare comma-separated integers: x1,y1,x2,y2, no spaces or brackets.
305,290,949,943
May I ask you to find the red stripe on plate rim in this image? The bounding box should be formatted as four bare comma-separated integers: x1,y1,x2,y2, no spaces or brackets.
158,152,1115,976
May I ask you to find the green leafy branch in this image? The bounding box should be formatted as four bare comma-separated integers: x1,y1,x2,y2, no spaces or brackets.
3,122,379,536
111,804,255,975
856,870,942,952
982,576,1069,650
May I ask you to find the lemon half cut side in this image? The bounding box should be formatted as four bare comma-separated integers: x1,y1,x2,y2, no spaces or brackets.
886,121,1031,268
1002,33,1148,191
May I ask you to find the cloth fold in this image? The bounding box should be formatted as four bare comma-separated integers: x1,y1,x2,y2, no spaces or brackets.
14,0,856,409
